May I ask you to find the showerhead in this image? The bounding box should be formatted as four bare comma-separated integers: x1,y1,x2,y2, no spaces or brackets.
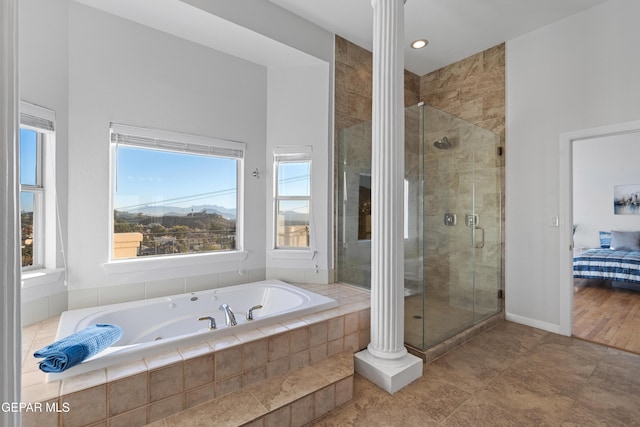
433,136,452,150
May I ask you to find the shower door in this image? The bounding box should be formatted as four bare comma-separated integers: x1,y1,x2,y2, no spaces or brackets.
336,119,373,288
336,104,424,295
412,104,502,349
336,103,502,351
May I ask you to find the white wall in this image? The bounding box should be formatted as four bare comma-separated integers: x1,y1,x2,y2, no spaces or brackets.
506,0,640,332
265,64,332,283
183,0,334,64
19,0,70,323
65,2,268,307
16,1,334,320
573,133,640,249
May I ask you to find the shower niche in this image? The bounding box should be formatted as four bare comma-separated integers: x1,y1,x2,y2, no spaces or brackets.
337,103,502,351
357,174,371,240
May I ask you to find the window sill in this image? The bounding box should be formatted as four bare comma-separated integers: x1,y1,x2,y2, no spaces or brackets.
21,268,66,289
103,251,249,275
268,250,316,260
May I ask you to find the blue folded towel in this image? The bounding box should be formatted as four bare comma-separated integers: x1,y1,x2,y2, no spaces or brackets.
34,324,123,373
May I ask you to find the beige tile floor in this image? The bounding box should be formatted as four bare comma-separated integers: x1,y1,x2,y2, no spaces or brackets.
404,293,494,349
310,320,640,426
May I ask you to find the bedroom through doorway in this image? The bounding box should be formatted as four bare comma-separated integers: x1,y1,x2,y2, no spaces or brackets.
572,277,640,353
563,124,640,355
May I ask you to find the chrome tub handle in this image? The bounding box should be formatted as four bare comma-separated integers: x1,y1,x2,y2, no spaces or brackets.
198,316,217,330
246,305,263,320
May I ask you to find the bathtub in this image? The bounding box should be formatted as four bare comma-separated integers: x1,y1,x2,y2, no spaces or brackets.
47,280,337,381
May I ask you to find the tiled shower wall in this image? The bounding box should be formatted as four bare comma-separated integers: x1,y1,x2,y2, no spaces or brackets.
421,44,505,314
420,44,505,143
334,36,420,286
421,107,501,316
334,35,420,134
334,36,505,315
334,36,505,170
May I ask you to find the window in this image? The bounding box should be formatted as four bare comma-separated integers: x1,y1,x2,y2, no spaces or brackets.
273,147,312,249
19,102,55,270
110,124,245,260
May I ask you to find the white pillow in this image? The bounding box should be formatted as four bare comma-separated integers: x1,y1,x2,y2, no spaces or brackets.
610,230,640,251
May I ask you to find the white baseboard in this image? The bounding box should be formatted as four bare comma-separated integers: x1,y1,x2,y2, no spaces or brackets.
505,312,563,335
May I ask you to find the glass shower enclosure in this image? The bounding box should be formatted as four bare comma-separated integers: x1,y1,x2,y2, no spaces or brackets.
337,103,502,351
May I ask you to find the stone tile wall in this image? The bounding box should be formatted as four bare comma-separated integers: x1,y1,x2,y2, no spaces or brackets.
420,44,505,314
334,36,420,287
334,36,506,329
334,35,420,134
420,43,505,144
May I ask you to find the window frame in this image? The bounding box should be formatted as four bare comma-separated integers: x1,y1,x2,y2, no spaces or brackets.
108,123,247,264
19,102,56,273
272,146,313,252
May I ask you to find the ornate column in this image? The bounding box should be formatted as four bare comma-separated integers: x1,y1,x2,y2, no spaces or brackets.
354,0,422,393
0,0,22,425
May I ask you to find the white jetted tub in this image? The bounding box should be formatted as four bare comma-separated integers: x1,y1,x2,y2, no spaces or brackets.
47,279,337,380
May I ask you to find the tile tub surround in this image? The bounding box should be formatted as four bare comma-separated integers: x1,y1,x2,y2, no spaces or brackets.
146,351,354,427
21,283,371,427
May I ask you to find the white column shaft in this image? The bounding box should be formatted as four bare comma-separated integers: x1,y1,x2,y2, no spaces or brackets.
1,0,22,425
369,0,406,359
355,0,421,394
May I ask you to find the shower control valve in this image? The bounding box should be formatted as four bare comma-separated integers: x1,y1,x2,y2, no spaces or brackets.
444,213,456,226
465,213,479,227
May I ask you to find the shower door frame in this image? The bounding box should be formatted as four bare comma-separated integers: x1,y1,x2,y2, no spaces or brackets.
336,103,502,351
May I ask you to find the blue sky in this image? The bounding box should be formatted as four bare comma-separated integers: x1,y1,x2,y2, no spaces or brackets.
19,128,37,213
20,134,312,216
278,162,310,196
114,146,238,212
278,161,311,213
115,148,312,214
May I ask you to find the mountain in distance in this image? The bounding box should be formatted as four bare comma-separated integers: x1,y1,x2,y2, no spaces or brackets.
279,210,309,225
125,204,236,220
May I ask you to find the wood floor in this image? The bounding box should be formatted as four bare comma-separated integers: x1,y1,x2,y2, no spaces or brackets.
573,278,640,354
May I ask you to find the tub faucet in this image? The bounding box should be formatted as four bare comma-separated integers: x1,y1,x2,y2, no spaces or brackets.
219,303,237,326
246,305,263,321
198,316,217,330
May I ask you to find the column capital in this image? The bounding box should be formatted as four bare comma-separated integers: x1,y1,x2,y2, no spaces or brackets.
371,0,407,8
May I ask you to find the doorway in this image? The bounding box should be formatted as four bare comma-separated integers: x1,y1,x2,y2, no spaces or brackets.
559,120,640,353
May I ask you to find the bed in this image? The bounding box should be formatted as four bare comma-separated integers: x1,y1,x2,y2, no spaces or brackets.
573,230,640,291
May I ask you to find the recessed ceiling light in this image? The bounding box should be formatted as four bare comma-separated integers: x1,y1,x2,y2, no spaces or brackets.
411,39,428,49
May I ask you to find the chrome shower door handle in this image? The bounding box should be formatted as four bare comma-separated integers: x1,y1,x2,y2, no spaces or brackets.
471,226,485,249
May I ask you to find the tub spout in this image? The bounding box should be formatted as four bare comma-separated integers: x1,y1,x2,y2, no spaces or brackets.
219,304,237,326
198,316,216,330
246,305,263,320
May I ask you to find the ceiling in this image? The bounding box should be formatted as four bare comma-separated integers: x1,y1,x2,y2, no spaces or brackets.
270,0,607,75
73,0,323,68
74,0,607,76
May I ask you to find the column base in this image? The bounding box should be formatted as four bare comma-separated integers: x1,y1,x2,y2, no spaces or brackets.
354,348,423,394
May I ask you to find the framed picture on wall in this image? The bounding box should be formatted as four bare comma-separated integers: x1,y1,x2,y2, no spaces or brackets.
614,184,640,215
